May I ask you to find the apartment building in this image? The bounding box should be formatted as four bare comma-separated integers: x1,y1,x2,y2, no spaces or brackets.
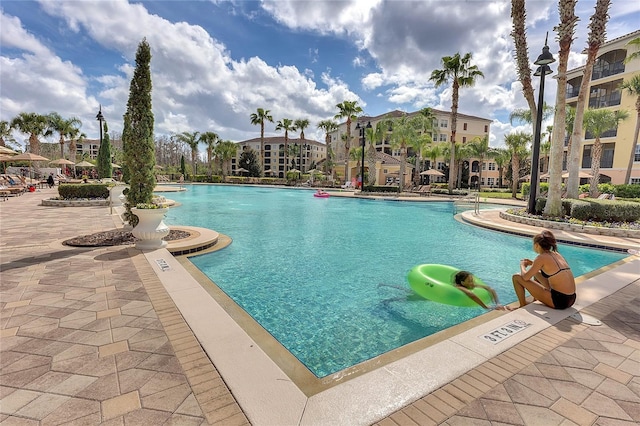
565,29,640,184
235,136,326,177
329,109,493,187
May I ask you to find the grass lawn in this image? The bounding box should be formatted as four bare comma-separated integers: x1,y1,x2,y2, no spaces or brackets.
479,191,523,200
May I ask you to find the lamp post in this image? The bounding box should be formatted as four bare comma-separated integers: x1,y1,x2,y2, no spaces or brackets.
356,121,372,190
96,104,104,156
527,34,555,214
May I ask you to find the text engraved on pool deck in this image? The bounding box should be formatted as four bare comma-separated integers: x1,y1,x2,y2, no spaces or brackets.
480,320,532,344
155,258,172,272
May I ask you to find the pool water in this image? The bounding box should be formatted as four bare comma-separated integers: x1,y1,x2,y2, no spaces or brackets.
164,185,626,377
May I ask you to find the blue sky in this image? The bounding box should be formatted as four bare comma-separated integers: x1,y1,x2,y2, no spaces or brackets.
1,0,639,152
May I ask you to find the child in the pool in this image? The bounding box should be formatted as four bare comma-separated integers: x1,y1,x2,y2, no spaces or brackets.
454,271,510,310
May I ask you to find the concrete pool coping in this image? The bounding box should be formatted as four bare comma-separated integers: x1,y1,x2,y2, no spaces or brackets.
147,205,639,425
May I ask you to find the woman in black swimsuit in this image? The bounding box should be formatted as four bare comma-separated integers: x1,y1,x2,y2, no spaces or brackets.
512,230,576,309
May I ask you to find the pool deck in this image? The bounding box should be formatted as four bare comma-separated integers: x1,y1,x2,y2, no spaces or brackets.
0,186,638,425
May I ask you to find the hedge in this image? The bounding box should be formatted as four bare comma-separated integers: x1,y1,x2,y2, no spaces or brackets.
535,198,640,222
59,184,110,200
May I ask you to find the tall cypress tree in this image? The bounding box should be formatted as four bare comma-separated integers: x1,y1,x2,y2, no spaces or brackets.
122,38,155,225
96,121,112,179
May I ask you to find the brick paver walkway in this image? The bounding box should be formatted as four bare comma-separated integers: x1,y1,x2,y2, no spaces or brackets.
1,187,638,425
0,188,247,425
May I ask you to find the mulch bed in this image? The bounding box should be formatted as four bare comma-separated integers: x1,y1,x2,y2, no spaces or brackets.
63,229,190,247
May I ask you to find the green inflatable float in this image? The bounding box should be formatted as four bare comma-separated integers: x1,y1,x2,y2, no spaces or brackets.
407,264,493,307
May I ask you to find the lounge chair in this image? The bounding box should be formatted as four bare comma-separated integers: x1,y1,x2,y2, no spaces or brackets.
417,185,431,196
597,193,611,199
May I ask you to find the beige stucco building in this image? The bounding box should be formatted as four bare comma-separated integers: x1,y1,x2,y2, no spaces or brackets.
330,109,493,187
565,29,640,184
235,136,326,177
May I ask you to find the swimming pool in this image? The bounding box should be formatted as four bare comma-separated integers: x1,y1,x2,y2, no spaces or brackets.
164,185,626,377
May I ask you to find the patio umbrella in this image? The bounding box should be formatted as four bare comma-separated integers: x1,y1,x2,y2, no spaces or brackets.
111,163,121,169
562,171,593,179
420,169,444,176
0,146,18,155
11,152,50,183
235,167,249,174
49,158,75,166
0,155,14,172
75,160,95,168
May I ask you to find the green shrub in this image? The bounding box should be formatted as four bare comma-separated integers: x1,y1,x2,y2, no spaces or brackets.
567,199,640,222
614,184,640,198
59,184,110,199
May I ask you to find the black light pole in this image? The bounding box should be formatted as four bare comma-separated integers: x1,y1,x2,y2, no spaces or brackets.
527,35,555,214
96,104,105,151
96,105,104,179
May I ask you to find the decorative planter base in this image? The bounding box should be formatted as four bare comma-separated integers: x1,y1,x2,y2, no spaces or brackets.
131,207,170,250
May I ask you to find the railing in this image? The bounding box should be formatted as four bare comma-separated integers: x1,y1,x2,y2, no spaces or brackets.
453,193,480,215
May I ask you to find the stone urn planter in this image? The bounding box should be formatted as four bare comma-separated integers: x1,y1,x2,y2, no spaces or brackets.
131,207,170,250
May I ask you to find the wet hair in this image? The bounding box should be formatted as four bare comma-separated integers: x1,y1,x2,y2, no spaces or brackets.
454,270,472,285
533,230,558,252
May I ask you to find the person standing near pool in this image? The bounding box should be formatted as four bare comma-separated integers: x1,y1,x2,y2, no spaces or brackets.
512,230,576,309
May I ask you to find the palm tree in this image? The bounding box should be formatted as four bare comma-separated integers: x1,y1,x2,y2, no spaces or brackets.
544,0,578,217
387,113,421,192
510,0,538,130
334,100,363,183
317,119,338,177
365,123,384,186
0,121,15,147
47,112,82,159
583,108,629,197
467,135,491,190
176,131,200,178
411,108,436,185
294,118,310,140
566,0,611,199
621,74,640,184
10,112,49,155
623,37,640,64
508,105,554,128
275,118,296,173
494,148,510,188
215,140,238,179
68,130,85,163
504,132,532,198
199,131,219,179
250,108,273,173
430,52,484,193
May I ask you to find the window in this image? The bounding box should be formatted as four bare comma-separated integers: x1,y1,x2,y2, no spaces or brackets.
437,162,445,170
484,125,488,133
582,143,615,168
631,178,640,184
585,126,618,140
635,145,640,162
588,79,622,108
487,177,495,186
463,123,467,131
566,76,582,98
439,134,447,142
440,120,448,128
592,49,626,80
488,162,496,171
462,137,466,143
482,163,486,171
